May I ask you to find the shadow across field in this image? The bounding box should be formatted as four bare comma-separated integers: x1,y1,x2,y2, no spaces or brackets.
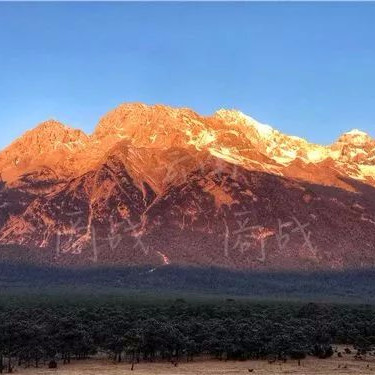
1,262,375,303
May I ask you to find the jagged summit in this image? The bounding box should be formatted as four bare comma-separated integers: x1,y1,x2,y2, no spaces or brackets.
336,128,373,144
1,103,374,183
0,118,88,182
35,119,65,129
214,108,275,139
345,128,370,136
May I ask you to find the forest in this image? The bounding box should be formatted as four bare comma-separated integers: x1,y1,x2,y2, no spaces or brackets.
1,294,375,373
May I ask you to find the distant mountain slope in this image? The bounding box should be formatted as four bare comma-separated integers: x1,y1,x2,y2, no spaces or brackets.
0,103,374,270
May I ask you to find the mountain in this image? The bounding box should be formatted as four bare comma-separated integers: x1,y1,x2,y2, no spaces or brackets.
0,120,89,183
0,103,375,270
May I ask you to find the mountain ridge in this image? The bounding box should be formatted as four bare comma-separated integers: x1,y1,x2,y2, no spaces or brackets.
0,103,374,270
1,103,374,181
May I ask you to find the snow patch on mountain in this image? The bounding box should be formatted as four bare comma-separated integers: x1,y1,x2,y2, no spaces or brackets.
215,109,274,139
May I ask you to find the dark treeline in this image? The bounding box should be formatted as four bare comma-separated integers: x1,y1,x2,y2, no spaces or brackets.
1,298,375,372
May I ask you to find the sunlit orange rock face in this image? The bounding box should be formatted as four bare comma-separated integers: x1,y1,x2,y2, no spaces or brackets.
0,120,89,183
1,103,375,270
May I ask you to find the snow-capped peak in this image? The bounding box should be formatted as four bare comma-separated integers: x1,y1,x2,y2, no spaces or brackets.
336,129,373,146
215,109,274,138
345,129,369,136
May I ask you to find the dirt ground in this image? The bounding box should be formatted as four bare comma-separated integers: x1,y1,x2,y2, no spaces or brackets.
18,354,375,375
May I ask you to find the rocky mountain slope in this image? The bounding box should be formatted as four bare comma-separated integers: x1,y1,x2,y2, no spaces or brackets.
0,103,374,270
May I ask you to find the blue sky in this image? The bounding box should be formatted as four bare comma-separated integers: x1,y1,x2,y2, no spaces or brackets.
0,2,374,149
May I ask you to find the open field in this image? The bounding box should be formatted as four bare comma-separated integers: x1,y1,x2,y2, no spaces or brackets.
19,356,375,375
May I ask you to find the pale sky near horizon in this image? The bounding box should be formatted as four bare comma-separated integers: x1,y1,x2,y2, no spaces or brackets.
0,2,374,150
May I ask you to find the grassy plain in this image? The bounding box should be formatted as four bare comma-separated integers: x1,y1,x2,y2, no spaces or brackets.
19,354,375,375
